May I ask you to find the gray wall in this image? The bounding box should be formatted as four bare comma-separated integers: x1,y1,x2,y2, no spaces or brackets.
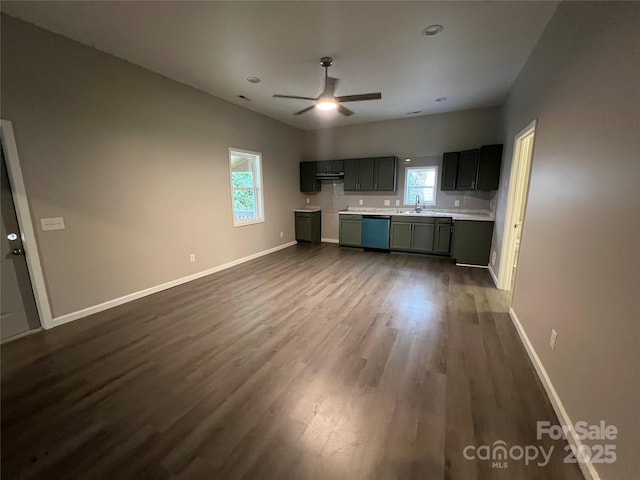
1,15,304,318
302,108,501,239
494,2,639,478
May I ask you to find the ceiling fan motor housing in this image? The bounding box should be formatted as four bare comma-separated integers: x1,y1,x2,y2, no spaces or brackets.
320,56,333,67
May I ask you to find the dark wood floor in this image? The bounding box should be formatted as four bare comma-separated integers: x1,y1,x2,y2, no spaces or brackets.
1,244,584,480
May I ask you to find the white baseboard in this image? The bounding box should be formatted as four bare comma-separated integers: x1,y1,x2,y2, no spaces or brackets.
455,263,488,268
1,327,43,344
50,241,297,328
508,308,599,480
321,238,339,244
488,264,499,287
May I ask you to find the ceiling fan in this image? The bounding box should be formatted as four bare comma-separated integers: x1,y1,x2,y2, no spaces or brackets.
273,57,382,116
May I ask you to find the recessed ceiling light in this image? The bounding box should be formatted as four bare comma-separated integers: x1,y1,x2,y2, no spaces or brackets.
423,24,444,37
435,97,447,102
406,110,422,115
247,77,261,84
404,158,412,163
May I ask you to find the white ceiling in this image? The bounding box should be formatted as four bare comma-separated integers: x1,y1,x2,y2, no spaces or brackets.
1,1,558,131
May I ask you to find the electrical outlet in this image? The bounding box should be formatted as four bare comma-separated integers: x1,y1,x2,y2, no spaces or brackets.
280,231,283,238
395,200,400,206
189,253,196,263
359,199,363,205
549,329,558,350
491,251,497,265
454,200,460,207
384,200,390,206
306,198,310,204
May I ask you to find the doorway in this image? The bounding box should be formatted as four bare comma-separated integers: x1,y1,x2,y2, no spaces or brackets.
498,120,536,291
1,147,40,339
1,120,52,338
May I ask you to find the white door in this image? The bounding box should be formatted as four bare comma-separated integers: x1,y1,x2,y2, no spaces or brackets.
509,132,535,290
1,147,40,340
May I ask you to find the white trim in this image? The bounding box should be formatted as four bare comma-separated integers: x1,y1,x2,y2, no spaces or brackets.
228,147,265,228
321,238,339,243
50,241,296,328
455,263,488,269
508,308,600,480
0,120,54,330
488,264,499,287
497,119,537,290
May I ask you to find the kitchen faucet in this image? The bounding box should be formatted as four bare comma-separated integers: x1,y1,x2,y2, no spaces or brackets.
415,195,421,213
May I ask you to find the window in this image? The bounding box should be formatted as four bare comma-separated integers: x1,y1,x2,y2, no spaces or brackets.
404,166,437,206
229,148,264,226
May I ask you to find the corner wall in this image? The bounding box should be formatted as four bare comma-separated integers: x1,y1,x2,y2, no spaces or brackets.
1,15,304,318
494,2,639,478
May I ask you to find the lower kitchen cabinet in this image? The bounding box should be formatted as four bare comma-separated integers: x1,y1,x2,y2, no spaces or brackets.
390,216,451,255
412,222,435,253
451,220,495,265
434,218,453,254
295,211,321,244
339,215,363,247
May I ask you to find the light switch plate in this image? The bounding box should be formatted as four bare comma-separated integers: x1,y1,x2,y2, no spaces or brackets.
384,200,390,206
359,199,363,205
395,200,400,206
41,217,65,231
455,200,460,207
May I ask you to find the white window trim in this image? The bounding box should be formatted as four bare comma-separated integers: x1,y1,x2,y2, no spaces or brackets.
228,147,265,227
403,166,438,206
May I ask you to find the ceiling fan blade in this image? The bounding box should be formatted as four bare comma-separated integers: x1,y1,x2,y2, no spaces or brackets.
337,104,354,116
335,93,382,103
294,105,316,115
273,94,317,101
324,76,339,96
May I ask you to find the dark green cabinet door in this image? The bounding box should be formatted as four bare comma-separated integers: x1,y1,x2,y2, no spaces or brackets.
358,158,375,191
434,220,452,254
477,144,503,191
412,223,435,253
295,215,311,242
452,220,494,265
330,160,344,173
300,162,320,192
316,161,330,174
339,218,362,246
457,149,479,190
390,222,412,250
343,160,359,191
374,157,397,191
441,152,459,190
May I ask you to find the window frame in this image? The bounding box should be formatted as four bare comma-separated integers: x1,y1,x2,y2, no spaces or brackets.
403,166,438,206
228,147,265,227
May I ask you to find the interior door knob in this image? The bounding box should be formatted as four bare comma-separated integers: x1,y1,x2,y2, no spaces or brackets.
11,248,24,256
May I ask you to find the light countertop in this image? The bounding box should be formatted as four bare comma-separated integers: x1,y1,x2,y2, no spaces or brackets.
337,208,494,222
293,207,321,213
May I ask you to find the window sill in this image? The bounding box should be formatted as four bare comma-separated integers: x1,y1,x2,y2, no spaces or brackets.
233,218,265,228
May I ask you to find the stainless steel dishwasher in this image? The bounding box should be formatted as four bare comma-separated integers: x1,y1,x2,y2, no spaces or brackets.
361,215,391,251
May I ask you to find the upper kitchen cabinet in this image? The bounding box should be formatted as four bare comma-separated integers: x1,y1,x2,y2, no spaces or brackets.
373,157,397,191
440,145,502,191
316,160,344,175
344,156,397,192
476,144,503,191
456,149,480,190
441,152,459,190
300,161,320,192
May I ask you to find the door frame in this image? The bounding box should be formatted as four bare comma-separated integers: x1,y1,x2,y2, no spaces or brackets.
497,119,537,291
1,120,53,329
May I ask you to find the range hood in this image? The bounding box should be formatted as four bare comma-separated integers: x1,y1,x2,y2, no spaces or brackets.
315,171,344,179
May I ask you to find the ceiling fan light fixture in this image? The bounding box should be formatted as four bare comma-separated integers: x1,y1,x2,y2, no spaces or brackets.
316,99,338,111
